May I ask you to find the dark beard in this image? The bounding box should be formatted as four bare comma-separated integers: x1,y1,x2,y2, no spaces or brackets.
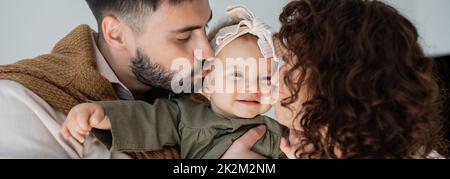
131,49,175,90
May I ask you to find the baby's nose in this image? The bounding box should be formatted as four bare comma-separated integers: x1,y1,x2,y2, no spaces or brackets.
245,93,261,101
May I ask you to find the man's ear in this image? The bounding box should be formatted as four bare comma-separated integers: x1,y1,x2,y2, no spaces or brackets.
101,16,127,50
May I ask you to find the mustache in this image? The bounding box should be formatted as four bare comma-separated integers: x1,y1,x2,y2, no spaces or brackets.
131,50,175,90
176,60,213,93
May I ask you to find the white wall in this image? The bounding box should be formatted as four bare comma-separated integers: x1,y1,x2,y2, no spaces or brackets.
415,0,450,56
209,0,289,31
0,0,96,65
384,0,450,56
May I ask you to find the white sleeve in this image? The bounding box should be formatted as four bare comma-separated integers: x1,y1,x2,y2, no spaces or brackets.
0,80,129,159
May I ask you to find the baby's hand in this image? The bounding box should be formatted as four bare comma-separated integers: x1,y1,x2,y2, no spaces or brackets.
60,103,108,143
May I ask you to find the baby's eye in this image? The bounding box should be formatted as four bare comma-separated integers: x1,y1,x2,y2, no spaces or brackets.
260,77,272,85
230,72,243,79
261,76,271,81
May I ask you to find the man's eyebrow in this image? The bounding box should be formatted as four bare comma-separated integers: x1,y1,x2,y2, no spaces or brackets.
172,11,213,33
172,25,203,33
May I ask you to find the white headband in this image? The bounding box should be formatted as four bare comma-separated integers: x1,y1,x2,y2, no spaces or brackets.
211,5,277,60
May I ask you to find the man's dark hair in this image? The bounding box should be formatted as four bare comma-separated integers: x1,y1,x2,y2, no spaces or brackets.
85,0,187,33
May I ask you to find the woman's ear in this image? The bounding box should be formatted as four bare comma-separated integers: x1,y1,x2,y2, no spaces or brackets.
101,16,127,50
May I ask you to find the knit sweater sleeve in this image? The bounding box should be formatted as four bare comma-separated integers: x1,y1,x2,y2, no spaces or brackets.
95,99,181,152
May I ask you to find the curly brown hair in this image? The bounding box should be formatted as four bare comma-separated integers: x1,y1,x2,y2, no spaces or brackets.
277,0,448,158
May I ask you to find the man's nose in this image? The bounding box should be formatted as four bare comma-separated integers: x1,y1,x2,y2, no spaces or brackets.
197,45,214,61
195,34,214,61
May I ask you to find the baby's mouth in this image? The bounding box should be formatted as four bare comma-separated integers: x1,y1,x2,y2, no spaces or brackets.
236,99,261,105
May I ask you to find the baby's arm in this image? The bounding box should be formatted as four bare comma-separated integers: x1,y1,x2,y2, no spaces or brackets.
61,103,111,143
93,99,182,152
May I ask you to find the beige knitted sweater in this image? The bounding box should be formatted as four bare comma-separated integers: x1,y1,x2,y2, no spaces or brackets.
0,25,179,159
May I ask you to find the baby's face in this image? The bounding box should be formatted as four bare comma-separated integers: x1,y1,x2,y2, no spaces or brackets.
205,35,274,119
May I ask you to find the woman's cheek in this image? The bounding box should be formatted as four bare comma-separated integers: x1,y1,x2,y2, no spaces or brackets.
274,101,294,128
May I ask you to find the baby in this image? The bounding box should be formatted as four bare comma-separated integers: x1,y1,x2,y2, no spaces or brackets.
60,5,288,159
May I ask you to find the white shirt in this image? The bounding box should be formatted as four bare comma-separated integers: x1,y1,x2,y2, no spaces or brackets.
0,35,132,159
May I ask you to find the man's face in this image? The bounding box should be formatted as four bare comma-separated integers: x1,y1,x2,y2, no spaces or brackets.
128,0,213,90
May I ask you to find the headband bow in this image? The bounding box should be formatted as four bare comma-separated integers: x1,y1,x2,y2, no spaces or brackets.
211,5,277,60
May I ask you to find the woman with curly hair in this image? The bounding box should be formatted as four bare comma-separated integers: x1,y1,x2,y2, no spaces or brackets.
271,0,448,159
